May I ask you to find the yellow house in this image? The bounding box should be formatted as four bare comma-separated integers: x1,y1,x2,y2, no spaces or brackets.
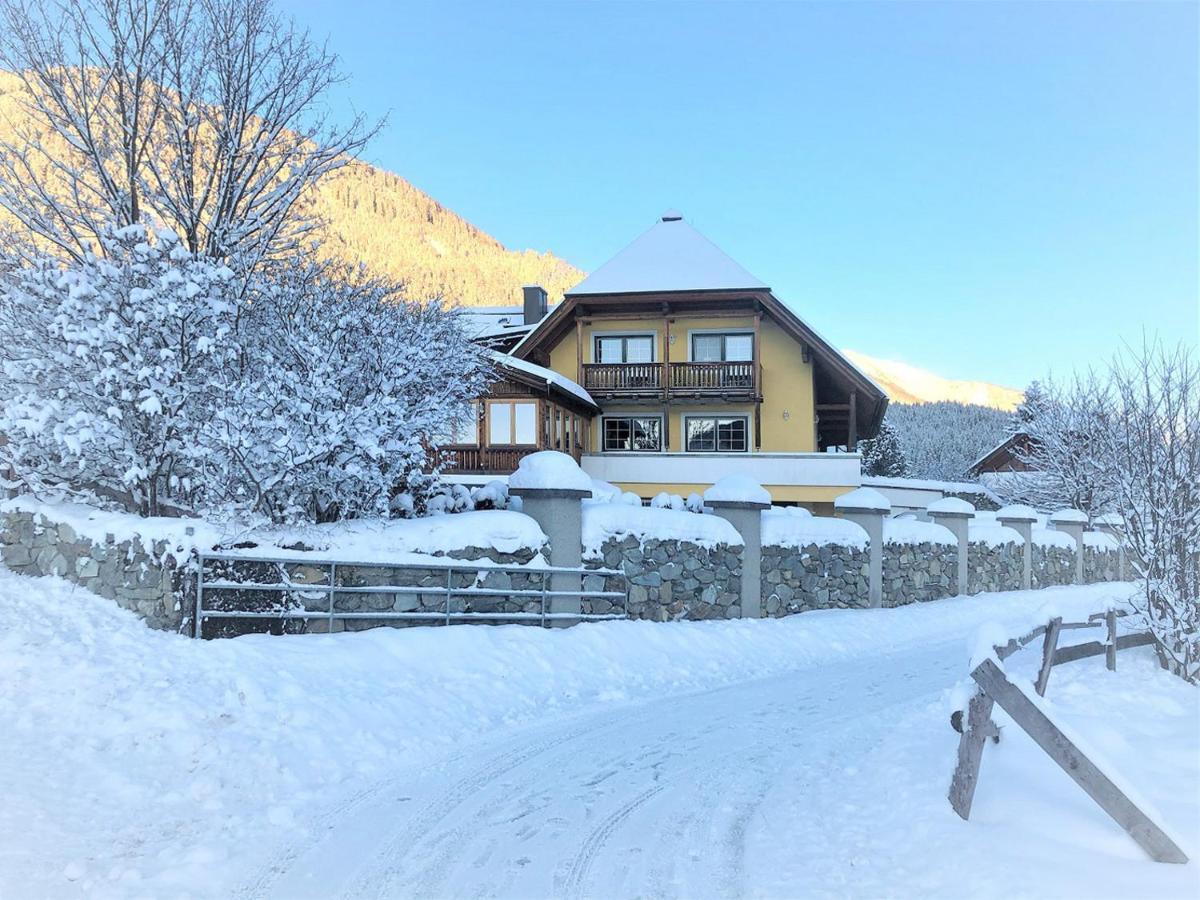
444,211,888,512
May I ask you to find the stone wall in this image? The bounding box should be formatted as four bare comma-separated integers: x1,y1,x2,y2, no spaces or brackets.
760,543,870,615
882,542,957,606
584,535,742,621
1083,546,1122,583
1031,544,1076,588
1,509,192,631
967,540,1023,594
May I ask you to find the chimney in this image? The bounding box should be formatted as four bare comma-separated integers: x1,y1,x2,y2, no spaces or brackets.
522,284,548,325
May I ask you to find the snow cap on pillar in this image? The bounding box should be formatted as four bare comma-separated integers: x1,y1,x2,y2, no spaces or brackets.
703,474,771,509
926,496,975,518
1049,508,1089,526
995,504,1038,523
835,486,891,514
508,450,593,497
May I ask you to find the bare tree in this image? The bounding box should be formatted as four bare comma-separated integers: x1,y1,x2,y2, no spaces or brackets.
1106,341,1200,683
1009,372,1116,515
0,0,375,266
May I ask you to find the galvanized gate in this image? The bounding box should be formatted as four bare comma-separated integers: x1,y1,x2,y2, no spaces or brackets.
193,552,628,638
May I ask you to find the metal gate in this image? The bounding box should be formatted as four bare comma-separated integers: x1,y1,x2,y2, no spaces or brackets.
193,552,628,638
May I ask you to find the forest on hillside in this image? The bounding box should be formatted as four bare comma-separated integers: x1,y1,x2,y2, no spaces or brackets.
882,401,1012,481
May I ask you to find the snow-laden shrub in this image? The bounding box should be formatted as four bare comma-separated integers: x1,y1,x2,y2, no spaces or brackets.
0,226,239,515
650,492,685,511
0,228,490,523
471,480,509,510
685,492,705,513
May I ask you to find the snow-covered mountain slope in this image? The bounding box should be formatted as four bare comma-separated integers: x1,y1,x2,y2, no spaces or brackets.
844,349,1024,411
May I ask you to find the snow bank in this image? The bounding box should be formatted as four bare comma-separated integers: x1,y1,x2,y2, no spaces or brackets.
1032,527,1077,550
762,510,868,550
834,486,891,512
582,503,740,555
703,474,770,505
0,572,1152,898
508,450,593,493
883,518,957,546
927,496,975,515
968,522,1023,547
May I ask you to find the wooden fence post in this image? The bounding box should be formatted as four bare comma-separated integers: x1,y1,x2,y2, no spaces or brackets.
1106,609,1118,671
1035,616,1062,696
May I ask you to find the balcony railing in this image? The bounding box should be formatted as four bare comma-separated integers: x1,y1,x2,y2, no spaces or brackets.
437,445,581,475
581,362,758,400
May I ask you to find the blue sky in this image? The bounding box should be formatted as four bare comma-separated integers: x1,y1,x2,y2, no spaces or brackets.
288,0,1197,389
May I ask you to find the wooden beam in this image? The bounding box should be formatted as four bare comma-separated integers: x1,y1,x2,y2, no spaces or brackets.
972,658,1189,864
948,690,999,820
575,318,584,385
1052,631,1156,666
1035,617,1062,696
848,390,858,451
1106,610,1118,672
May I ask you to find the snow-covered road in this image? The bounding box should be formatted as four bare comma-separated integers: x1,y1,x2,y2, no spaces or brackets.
247,634,1197,900
3,571,1196,899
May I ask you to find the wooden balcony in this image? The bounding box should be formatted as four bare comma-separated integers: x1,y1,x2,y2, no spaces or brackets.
437,445,581,475
581,362,759,402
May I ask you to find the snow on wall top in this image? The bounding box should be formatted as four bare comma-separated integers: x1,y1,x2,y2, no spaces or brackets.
582,502,742,555
968,522,1023,547
566,212,768,296
509,451,594,493
1049,508,1089,525
1031,527,1076,550
883,518,957,547
1,496,220,557
927,496,975,516
761,509,869,550
834,487,891,512
1092,512,1122,527
703,474,771,506
489,351,596,409
1083,531,1119,550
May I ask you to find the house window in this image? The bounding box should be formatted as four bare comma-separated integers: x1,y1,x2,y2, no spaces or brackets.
685,415,749,452
691,332,753,362
603,415,663,451
489,400,537,446
595,334,655,364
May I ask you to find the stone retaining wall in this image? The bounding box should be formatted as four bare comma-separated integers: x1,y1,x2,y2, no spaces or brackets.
1031,544,1076,588
584,535,742,621
0,509,192,631
882,542,957,606
967,541,1023,594
1084,547,1122,583
760,543,870,615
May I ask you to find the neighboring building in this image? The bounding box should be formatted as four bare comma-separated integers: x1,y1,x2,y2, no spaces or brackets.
968,431,1035,476
861,475,1001,516
443,211,888,511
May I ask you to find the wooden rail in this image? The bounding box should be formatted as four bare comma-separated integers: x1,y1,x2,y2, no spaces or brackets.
581,362,759,398
437,446,547,474
947,610,1186,864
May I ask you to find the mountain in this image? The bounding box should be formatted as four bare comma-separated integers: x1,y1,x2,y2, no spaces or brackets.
842,350,1023,411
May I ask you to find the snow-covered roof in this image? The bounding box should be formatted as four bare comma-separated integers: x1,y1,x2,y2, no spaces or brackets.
459,305,556,342
489,351,597,410
566,211,768,296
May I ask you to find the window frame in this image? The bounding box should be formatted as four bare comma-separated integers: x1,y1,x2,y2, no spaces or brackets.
486,399,539,447
592,331,658,364
687,329,755,363
683,414,750,453
600,413,665,453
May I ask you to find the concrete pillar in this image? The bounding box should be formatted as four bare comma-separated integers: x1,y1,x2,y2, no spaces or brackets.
508,486,591,621
996,504,1038,591
1049,509,1088,585
706,499,770,618
1093,513,1126,580
928,497,976,596
835,487,891,608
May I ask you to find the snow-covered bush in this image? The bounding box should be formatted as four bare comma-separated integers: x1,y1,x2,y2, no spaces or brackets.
471,480,509,511
0,235,489,524
685,492,705,513
195,259,488,522
650,492,685,511
0,226,239,515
